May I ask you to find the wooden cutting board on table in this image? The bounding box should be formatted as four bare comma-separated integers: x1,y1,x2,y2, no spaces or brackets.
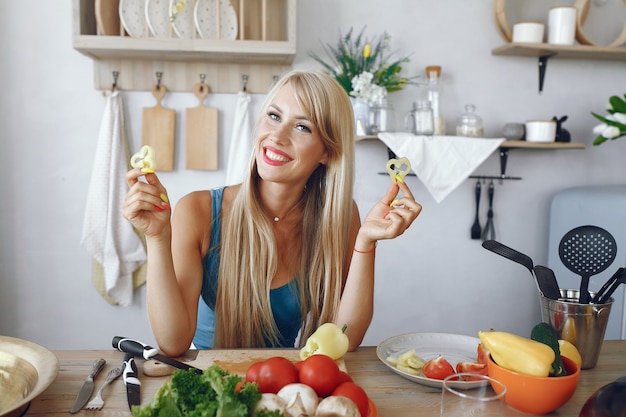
186,82,218,170
142,84,175,171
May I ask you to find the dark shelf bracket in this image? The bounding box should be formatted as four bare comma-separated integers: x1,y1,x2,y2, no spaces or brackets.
538,53,557,93
469,147,522,182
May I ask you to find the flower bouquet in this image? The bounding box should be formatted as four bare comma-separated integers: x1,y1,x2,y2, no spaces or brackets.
592,94,626,145
309,27,417,104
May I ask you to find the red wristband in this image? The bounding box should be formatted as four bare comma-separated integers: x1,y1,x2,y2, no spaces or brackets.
354,242,377,254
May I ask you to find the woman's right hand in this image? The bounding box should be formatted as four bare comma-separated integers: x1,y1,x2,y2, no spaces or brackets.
123,168,172,238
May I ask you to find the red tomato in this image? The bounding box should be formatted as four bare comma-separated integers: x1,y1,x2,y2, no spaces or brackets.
455,361,487,381
298,354,341,397
477,343,490,366
337,370,353,384
422,356,455,380
245,360,263,383
256,356,299,393
332,382,370,417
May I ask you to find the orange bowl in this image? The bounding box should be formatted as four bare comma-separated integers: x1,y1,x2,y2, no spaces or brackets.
487,355,580,414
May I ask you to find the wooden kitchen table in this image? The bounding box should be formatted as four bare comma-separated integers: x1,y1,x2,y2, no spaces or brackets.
23,341,626,417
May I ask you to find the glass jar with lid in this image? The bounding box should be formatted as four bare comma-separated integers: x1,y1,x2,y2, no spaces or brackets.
456,104,484,137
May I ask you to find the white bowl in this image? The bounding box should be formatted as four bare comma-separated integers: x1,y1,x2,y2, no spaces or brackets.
525,120,556,142
513,22,545,43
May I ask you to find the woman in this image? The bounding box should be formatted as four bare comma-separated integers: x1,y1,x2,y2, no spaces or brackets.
123,70,421,357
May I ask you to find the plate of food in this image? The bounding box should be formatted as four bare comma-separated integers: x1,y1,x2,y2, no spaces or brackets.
376,332,487,389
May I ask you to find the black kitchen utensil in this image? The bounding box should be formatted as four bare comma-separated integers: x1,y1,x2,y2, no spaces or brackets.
534,265,561,300
482,240,535,279
592,267,624,304
558,225,617,304
471,180,482,239
481,180,495,241
598,268,626,304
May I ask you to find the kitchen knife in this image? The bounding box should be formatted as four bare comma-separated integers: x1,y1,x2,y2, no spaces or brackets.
122,352,141,410
69,358,106,413
112,336,203,374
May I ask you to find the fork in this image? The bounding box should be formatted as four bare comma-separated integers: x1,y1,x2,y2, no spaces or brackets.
85,367,122,410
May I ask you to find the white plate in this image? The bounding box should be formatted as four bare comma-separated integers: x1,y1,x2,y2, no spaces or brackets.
170,0,196,39
145,0,172,38
376,332,487,390
194,0,238,40
119,0,146,37
0,336,59,417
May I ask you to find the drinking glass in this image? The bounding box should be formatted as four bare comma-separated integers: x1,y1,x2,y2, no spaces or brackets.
440,373,507,417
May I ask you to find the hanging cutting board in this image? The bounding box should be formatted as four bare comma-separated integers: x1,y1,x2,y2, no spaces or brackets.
186,82,218,170
142,84,175,171
95,0,121,36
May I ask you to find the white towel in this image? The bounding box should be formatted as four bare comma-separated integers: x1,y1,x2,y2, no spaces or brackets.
225,91,253,185
378,133,505,203
80,90,146,306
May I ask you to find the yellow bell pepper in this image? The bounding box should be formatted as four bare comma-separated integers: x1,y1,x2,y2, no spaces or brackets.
300,323,349,360
478,330,555,377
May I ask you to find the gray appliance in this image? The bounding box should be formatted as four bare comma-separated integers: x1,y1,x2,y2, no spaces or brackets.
547,186,626,340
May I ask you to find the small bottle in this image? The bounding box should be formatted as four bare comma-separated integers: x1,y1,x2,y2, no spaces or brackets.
369,97,395,134
456,104,484,137
424,65,445,135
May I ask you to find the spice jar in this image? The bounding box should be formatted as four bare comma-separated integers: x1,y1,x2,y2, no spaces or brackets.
456,104,484,137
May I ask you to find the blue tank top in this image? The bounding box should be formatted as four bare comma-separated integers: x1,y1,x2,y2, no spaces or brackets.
192,187,302,349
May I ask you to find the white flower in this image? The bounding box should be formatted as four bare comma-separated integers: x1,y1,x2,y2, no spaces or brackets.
593,123,621,139
350,72,388,103
611,112,626,124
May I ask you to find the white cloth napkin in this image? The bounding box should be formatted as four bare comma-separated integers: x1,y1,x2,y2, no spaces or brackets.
80,91,146,306
378,133,504,203
225,91,253,185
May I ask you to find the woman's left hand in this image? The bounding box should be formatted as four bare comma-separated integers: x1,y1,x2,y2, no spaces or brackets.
361,181,422,242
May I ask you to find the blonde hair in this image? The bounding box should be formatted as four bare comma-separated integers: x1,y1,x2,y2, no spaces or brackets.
214,70,356,348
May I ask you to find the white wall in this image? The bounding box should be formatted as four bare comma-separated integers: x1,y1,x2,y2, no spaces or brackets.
1,0,625,350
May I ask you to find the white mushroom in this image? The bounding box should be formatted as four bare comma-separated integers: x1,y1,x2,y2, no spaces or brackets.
254,393,287,415
315,396,360,417
278,383,319,416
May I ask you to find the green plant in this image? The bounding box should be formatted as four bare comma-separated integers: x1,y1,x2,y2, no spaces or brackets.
309,27,416,102
591,94,626,145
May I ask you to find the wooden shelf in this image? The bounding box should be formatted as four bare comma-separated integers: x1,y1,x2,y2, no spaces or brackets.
72,0,296,93
491,43,626,61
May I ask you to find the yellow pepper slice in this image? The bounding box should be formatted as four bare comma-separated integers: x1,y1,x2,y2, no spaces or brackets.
130,145,156,173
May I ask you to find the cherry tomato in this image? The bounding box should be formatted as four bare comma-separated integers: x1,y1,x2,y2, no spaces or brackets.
256,356,299,393
477,343,490,366
422,356,455,380
298,354,341,397
337,370,353,384
332,382,370,417
245,360,263,383
455,361,487,381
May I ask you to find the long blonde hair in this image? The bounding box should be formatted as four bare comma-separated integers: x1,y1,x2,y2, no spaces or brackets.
214,70,356,348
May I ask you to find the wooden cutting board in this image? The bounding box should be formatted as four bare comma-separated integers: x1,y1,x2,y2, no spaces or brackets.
142,349,347,377
95,0,121,36
142,84,175,171
186,83,218,170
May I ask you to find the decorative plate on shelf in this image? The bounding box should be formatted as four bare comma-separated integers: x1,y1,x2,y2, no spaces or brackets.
170,0,196,39
376,332,487,390
145,0,172,38
194,0,238,40
119,0,146,37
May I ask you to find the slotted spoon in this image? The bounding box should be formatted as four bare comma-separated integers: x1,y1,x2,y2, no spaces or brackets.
558,225,617,304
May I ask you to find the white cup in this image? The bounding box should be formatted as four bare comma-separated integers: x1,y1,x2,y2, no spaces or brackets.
548,7,577,45
512,22,545,43
525,120,556,142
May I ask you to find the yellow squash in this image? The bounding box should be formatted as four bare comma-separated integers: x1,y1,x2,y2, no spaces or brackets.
479,330,555,377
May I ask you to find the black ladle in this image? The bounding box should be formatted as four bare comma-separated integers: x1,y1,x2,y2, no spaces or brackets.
558,225,617,304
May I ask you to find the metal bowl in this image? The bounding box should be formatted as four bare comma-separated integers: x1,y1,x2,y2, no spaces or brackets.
0,336,59,417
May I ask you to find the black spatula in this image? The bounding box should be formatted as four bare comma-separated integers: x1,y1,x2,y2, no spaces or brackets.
534,265,561,300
